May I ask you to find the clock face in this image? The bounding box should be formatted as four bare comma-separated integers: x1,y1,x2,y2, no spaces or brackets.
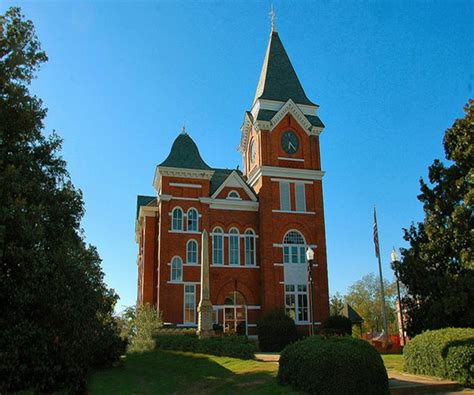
281,131,299,154
250,140,257,163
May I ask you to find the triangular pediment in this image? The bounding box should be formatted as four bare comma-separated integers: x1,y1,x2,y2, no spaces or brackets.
211,170,257,201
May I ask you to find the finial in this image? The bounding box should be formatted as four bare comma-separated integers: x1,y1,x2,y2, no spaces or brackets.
181,124,187,135
269,5,276,32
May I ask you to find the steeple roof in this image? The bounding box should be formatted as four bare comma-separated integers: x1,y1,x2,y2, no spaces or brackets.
253,31,315,106
158,133,211,170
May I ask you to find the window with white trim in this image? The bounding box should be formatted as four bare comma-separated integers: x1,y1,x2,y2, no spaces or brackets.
244,229,256,266
227,190,240,199
279,182,290,211
283,230,306,264
187,239,198,265
295,183,306,212
171,256,183,282
229,228,240,265
285,284,309,323
212,227,224,265
184,284,195,324
172,207,183,231
187,208,198,232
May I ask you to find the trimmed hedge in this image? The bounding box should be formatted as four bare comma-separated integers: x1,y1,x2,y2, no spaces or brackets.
322,315,353,336
154,334,256,360
278,336,389,394
404,328,474,386
257,310,298,351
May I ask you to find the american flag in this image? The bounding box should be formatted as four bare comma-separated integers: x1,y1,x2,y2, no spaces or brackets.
373,207,380,258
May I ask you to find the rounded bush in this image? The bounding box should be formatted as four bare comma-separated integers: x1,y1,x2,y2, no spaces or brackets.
404,327,474,386
322,315,353,336
257,310,298,352
278,336,389,394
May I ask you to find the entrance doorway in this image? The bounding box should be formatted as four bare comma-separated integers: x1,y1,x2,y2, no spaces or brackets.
223,291,247,335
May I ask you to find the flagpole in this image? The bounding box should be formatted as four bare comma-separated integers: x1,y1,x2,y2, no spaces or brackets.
374,207,389,345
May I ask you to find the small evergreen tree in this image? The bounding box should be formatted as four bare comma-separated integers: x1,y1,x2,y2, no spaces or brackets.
393,99,474,336
0,7,124,392
329,292,345,316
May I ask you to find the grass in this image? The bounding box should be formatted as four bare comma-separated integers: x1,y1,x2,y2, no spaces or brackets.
88,350,297,394
89,350,405,394
382,354,404,372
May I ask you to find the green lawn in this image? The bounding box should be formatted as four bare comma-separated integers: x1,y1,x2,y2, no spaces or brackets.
381,354,404,372
88,350,297,394
89,351,404,394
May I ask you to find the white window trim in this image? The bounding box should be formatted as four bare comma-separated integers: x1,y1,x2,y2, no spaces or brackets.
279,181,291,211
170,256,183,282
285,283,310,324
244,229,257,266
186,208,199,232
277,157,305,162
272,210,315,215
212,227,224,265
169,182,202,189
183,284,196,325
228,228,240,266
227,190,242,200
171,207,183,231
186,239,199,265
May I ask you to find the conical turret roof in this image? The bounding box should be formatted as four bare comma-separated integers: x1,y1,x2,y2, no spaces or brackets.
158,133,211,170
253,31,315,106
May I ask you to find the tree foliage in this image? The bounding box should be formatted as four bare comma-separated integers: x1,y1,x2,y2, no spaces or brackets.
344,273,398,335
0,7,125,392
329,292,345,316
394,100,474,336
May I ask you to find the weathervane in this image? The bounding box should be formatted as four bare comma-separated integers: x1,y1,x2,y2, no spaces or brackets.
269,5,276,32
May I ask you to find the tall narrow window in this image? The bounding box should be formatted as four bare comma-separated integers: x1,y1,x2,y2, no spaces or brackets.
172,207,183,231
187,208,198,232
184,285,195,324
212,227,224,265
280,182,290,211
171,256,182,282
295,183,306,212
283,230,306,264
229,228,240,265
244,229,256,266
285,284,309,323
187,239,198,265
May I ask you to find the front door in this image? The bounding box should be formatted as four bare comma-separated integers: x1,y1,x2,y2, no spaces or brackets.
223,291,247,335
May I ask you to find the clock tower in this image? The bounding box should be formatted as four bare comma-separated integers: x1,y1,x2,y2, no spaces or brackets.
238,27,330,326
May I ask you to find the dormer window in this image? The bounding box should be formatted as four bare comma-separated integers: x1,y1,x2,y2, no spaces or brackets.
227,190,241,200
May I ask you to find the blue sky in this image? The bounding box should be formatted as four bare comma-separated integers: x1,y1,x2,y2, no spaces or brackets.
3,1,473,311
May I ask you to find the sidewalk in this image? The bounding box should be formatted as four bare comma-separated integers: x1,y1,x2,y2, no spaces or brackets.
254,353,472,394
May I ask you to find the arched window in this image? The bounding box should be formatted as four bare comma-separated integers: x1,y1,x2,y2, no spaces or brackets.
244,229,256,266
187,208,198,232
227,190,240,199
171,207,183,231
283,230,306,264
187,239,198,265
171,256,183,282
229,228,240,266
212,227,224,265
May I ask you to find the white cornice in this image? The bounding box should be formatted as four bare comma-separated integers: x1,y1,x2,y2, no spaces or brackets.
210,170,257,202
270,99,312,134
200,197,259,212
153,166,215,191
251,98,319,119
247,165,325,187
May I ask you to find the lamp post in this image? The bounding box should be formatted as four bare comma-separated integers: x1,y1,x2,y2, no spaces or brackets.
391,248,406,346
306,247,316,336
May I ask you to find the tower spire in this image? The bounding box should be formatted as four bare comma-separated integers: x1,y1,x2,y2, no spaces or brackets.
269,5,276,32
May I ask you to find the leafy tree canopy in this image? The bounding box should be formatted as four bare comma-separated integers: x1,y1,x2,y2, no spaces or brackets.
0,7,124,392
329,292,345,316
394,99,474,336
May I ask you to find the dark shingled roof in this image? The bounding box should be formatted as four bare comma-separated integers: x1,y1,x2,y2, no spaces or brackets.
136,195,156,219
255,109,324,128
158,133,211,170
343,304,364,324
254,32,315,106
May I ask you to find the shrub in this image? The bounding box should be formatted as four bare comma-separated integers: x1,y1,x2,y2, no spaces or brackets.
322,315,353,336
404,328,474,386
278,336,389,394
155,334,256,359
257,310,298,351
127,305,163,352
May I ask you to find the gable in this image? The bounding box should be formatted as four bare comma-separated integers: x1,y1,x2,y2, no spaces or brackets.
210,170,257,201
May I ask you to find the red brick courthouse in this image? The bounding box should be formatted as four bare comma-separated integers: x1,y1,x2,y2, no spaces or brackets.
135,29,330,336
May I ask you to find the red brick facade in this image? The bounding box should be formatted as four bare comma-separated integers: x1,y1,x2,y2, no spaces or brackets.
135,30,329,335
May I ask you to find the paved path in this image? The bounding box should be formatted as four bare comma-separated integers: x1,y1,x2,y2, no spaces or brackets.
254,353,473,394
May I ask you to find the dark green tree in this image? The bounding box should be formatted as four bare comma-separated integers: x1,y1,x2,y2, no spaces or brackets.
394,99,474,336
0,7,125,392
329,292,345,316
